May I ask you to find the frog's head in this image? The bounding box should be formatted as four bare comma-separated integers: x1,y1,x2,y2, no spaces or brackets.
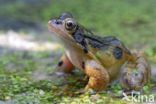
48,13,78,43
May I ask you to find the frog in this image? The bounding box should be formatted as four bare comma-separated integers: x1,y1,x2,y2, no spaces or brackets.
48,13,151,92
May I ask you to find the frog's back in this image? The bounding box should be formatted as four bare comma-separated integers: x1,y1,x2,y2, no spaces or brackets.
87,35,131,55
86,35,131,69
72,25,132,68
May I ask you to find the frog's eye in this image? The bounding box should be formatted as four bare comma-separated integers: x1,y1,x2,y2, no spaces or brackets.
65,19,77,31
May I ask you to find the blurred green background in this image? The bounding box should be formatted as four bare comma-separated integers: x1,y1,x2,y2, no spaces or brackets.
0,0,156,45
0,0,156,104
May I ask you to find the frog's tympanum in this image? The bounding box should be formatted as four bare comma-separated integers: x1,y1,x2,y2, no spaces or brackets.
48,13,151,92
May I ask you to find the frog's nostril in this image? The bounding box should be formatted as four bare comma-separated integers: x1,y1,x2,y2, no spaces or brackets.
52,19,62,25
55,20,60,24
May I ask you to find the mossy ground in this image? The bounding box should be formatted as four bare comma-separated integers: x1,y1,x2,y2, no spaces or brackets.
0,32,155,104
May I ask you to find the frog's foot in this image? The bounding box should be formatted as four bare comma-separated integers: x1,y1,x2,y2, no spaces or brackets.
56,54,74,73
120,52,151,91
84,60,110,92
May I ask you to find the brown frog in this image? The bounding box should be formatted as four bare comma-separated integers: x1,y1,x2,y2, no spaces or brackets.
48,13,151,92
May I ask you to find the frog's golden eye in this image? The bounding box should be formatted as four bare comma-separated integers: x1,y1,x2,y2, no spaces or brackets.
65,19,77,31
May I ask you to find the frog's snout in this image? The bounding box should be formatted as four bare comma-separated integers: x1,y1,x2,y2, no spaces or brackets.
48,20,57,32
48,20,53,27
48,20,52,24
48,20,55,26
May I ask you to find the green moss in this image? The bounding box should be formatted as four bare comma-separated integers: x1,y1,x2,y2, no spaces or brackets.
1,0,156,45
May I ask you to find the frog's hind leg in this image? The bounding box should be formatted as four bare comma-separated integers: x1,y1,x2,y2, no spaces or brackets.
84,60,110,91
120,52,151,91
56,54,74,73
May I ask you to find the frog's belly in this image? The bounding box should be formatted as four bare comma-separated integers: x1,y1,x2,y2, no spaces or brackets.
65,49,87,70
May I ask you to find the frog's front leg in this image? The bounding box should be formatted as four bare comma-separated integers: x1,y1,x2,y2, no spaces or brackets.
84,60,110,91
56,54,74,73
120,52,151,91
